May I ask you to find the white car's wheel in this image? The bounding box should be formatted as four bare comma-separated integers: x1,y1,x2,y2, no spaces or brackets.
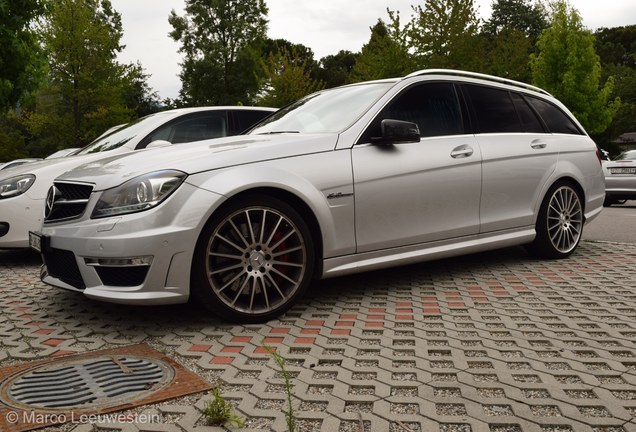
528,182,583,259
192,195,314,322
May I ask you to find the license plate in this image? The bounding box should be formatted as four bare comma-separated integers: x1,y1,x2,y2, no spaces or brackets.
609,167,636,174
29,231,42,253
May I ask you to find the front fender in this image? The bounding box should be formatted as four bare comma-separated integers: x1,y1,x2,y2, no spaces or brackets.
186,150,355,258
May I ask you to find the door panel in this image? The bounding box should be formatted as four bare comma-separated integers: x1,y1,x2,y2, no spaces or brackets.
353,135,481,252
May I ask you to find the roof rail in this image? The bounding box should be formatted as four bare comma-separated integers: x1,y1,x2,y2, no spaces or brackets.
404,69,552,97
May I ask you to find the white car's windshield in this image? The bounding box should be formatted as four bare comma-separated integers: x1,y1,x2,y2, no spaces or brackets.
250,82,394,135
76,111,174,154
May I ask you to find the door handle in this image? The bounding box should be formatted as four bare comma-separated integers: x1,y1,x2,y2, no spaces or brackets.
451,145,473,158
531,141,547,149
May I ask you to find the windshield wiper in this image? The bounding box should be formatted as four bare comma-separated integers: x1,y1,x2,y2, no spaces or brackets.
257,131,300,135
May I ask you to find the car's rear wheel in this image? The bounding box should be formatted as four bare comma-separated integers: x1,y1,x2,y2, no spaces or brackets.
192,195,314,323
528,181,584,259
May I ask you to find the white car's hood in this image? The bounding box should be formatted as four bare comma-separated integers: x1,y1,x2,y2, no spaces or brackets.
57,134,339,190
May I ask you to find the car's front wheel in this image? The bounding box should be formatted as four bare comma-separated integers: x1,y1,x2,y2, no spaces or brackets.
192,195,315,323
528,181,584,259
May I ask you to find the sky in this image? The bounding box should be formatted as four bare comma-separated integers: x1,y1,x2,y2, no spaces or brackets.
108,0,636,101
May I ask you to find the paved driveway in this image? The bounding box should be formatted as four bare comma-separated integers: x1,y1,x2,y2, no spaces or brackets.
1,238,635,431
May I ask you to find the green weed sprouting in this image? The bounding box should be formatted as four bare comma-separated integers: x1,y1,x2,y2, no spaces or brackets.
201,385,245,428
264,344,296,432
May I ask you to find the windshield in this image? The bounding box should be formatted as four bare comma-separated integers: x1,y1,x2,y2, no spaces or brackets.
76,111,175,154
249,82,395,135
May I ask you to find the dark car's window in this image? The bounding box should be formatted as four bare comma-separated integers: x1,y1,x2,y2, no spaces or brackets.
146,113,228,145
465,85,523,133
526,96,583,135
232,110,272,134
511,92,545,133
361,82,463,142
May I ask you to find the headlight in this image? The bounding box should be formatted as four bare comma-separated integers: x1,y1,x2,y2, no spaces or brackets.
0,174,36,199
92,170,186,218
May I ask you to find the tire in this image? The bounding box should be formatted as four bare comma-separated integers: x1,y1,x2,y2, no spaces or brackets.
191,195,315,323
527,181,584,259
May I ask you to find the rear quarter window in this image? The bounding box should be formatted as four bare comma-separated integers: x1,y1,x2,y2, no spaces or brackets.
525,96,583,135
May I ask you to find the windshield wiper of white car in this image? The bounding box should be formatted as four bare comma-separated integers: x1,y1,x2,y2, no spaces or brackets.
257,131,300,135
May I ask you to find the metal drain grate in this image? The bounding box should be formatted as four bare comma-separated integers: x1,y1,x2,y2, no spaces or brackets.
4,356,172,410
0,344,212,432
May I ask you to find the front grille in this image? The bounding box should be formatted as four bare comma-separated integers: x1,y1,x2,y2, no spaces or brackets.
43,248,85,290
44,181,94,223
95,266,150,287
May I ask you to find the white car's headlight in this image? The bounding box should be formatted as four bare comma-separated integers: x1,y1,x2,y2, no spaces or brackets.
92,170,186,218
0,174,36,199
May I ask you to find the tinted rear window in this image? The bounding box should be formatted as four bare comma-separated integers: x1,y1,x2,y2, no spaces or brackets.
526,96,583,135
465,85,523,133
511,93,545,133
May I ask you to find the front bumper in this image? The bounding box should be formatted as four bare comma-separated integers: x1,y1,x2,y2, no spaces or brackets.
37,183,224,305
0,194,44,249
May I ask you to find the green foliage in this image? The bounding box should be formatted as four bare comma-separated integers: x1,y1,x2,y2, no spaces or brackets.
482,0,548,41
531,1,620,135
595,25,636,69
350,14,416,82
169,0,268,105
201,385,244,428
406,0,482,70
482,28,533,82
317,50,359,88
29,0,134,153
264,345,296,432
0,0,47,112
121,62,161,117
0,113,29,161
256,47,324,108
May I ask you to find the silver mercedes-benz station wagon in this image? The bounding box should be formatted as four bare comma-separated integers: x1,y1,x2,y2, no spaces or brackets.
33,70,605,322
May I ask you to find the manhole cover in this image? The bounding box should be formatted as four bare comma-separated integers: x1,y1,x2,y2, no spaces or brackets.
1,356,173,410
0,344,212,432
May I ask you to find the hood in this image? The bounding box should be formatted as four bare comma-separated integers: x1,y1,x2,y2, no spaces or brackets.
56,133,339,190
0,150,133,182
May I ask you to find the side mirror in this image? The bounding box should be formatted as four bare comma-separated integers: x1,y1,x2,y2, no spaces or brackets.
146,140,172,149
374,119,420,145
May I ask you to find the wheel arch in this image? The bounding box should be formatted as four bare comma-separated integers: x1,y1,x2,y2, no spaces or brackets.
195,186,324,279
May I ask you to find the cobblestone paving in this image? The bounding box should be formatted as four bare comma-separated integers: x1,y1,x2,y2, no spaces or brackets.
1,241,635,432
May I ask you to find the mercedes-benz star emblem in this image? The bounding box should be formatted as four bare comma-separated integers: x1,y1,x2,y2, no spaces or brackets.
45,186,60,219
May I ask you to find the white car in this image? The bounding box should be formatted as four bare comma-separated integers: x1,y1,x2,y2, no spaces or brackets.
34,70,605,322
0,158,42,170
603,149,636,206
0,106,275,248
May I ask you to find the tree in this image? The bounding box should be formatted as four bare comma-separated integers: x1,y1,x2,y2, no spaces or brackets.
482,0,547,41
530,1,620,135
255,47,324,107
481,0,548,82
122,62,162,117
406,0,482,70
595,25,636,69
31,0,133,153
0,0,46,112
169,0,268,105
350,13,415,82
317,50,359,88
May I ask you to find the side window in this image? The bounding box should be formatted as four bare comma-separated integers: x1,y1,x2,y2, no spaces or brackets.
465,85,522,133
232,110,272,134
146,113,228,145
511,93,545,133
360,82,463,142
526,96,583,135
